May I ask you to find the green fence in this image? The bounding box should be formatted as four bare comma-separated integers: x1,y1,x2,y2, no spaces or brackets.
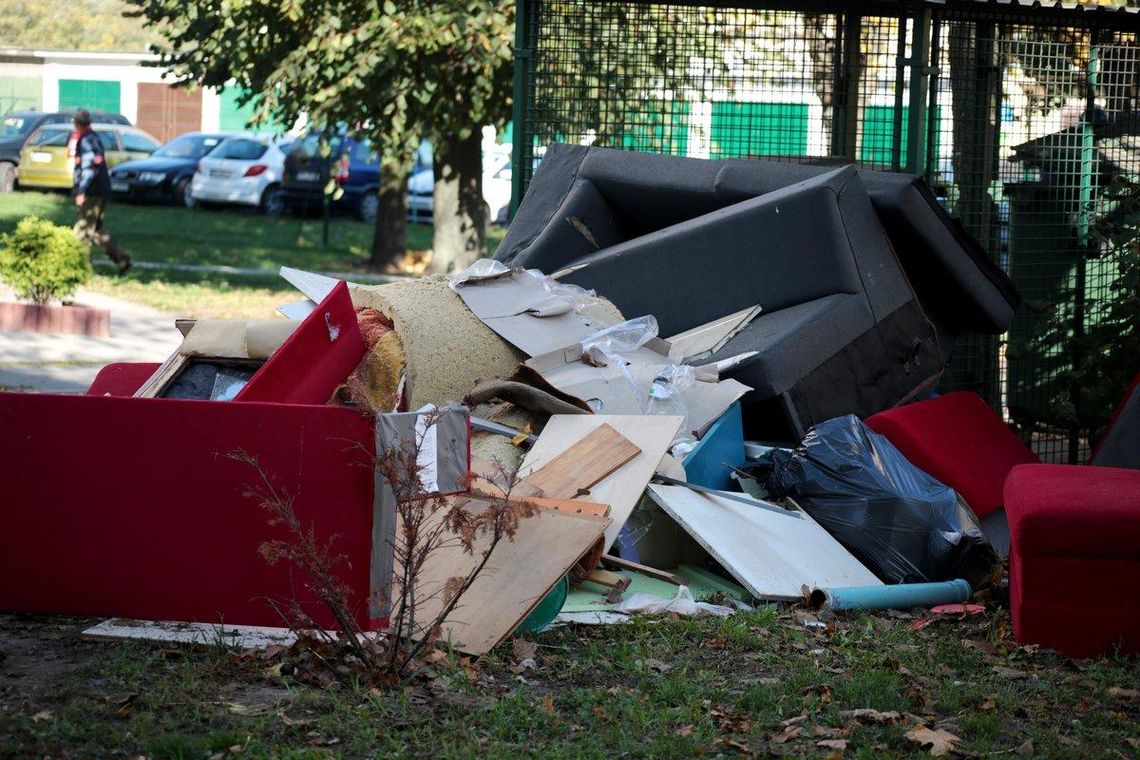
514,0,1140,463
58,79,120,114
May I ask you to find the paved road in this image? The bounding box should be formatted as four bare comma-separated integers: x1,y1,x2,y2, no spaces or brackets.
0,286,182,393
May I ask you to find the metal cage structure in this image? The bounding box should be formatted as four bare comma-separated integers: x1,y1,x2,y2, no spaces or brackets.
511,0,1140,463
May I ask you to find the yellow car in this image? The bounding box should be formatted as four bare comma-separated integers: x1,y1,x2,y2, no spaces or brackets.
17,123,160,190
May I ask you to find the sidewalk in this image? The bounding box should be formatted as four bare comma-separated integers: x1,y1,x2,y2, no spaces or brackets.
0,287,182,393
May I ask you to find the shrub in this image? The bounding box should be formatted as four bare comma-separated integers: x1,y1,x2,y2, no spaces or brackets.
0,216,92,305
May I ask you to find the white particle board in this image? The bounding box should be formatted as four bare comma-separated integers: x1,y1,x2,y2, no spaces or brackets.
519,414,684,550
647,484,882,601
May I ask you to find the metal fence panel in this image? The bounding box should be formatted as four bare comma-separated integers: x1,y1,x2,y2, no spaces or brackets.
517,0,1140,462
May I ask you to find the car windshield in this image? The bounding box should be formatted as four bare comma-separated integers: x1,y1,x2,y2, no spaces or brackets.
153,134,225,159
1,116,33,138
27,128,71,147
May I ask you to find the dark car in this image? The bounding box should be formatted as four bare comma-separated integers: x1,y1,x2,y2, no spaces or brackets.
0,109,130,192
281,133,380,223
109,132,231,207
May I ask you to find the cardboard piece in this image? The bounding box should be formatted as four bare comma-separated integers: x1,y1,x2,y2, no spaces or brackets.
519,415,683,550
451,267,616,357
647,484,882,601
180,319,295,360
666,305,762,361
236,280,365,405
526,343,750,439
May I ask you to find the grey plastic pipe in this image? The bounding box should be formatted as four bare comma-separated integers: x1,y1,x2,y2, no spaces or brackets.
809,579,972,611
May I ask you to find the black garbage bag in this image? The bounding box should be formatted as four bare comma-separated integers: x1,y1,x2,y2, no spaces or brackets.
765,415,999,586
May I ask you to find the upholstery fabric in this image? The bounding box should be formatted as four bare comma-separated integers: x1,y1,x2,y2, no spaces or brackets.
866,391,1038,517
1005,463,1140,657
1092,371,1140,469
86,362,161,397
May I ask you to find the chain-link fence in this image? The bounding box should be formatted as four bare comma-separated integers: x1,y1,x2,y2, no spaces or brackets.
513,0,1140,463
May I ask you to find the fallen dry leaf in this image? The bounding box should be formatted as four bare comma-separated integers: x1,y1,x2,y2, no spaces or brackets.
644,658,672,673
905,725,961,757
1109,687,1140,700
31,710,53,723
1015,739,1035,756
512,639,537,662
992,666,1029,679
675,724,694,737
782,714,809,727
228,703,273,717
713,737,751,753
979,696,998,711
306,732,340,747
817,738,848,751
840,708,900,724
771,725,802,743
542,695,555,715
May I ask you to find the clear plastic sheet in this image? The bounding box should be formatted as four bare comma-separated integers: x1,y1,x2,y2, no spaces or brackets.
764,415,999,586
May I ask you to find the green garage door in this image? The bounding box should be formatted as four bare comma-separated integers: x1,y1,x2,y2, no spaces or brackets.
0,76,42,114
58,79,121,115
710,101,808,159
218,86,259,131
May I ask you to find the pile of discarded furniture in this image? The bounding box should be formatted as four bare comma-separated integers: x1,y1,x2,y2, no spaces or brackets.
1,145,1136,660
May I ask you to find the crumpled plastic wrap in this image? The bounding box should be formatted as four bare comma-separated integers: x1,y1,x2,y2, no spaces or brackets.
765,415,999,587
613,585,739,618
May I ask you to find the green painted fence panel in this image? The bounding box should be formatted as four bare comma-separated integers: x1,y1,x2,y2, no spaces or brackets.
622,102,690,155
710,101,808,159
58,79,120,115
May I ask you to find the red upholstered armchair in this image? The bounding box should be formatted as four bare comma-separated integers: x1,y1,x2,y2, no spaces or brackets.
867,379,1140,658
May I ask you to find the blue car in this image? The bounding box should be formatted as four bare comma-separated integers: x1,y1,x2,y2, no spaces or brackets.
281,133,380,223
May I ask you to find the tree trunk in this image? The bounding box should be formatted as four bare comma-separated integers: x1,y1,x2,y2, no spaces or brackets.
427,131,485,274
369,160,408,272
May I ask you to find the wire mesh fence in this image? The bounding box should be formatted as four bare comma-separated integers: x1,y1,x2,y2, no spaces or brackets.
517,0,1140,463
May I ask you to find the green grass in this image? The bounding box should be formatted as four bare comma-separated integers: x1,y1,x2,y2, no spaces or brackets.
1,191,504,316
1,608,1137,758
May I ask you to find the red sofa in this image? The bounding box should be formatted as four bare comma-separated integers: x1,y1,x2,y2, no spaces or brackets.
867,386,1140,657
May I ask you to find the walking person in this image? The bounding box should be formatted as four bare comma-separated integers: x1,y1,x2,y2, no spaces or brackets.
70,109,131,275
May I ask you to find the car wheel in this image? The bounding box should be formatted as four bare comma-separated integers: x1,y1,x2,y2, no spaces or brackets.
176,177,195,209
0,162,16,193
358,193,379,224
260,184,285,216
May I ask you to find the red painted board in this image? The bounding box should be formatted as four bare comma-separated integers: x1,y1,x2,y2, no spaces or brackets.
0,392,377,629
236,280,364,405
86,362,161,397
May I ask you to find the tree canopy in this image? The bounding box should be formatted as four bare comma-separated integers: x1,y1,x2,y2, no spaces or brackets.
0,0,160,51
129,0,513,272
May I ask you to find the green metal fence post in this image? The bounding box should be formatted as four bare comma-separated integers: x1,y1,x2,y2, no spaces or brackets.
905,6,933,176
510,0,530,220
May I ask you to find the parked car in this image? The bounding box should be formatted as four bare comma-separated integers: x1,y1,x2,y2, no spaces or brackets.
190,135,292,214
110,132,231,207
405,148,513,225
0,109,131,192
281,134,380,223
16,122,157,191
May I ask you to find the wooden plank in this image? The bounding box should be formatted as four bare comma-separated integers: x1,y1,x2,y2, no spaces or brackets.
133,351,190,398
521,423,640,499
400,498,608,655
647,484,882,601
587,568,630,589
520,415,683,550
599,555,686,586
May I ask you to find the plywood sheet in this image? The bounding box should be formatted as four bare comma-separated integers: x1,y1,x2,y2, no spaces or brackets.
647,485,882,601
523,423,640,498
405,499,608,655
520,415,683,550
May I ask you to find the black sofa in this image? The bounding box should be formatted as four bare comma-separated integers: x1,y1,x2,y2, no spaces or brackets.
499,147,957,438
